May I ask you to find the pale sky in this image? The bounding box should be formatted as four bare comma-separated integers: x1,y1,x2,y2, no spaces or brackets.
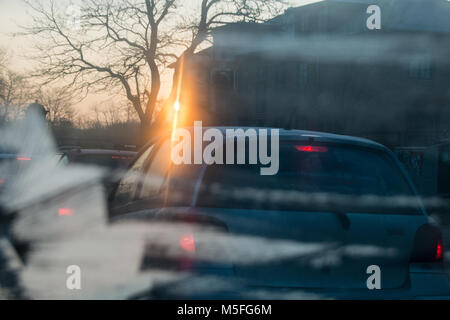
0,0,323,116
0,0,30,68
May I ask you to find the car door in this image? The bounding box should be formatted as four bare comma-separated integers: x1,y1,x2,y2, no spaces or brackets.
110,140,174,217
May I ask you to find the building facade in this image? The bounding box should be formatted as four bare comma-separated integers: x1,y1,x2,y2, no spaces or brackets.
180,0,450,147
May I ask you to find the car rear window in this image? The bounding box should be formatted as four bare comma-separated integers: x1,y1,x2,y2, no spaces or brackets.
194,142,422,215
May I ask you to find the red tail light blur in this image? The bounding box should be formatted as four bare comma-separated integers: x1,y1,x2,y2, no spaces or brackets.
179,234,196,253
140,215,229,272
436,239,443,261
296,145,328,153
17,156,31,161
58,208,73,217
411,224,443,263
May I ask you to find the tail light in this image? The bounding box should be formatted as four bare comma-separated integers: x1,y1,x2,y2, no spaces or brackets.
436,239,444,260
179,233,196,253
296,145,328,153
178,233,196,270
141,230,198,271
140,214,229,272
410,224,443,263
58,208,73,216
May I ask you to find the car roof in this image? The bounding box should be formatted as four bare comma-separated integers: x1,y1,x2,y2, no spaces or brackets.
174,127,387,151
0,153,18,159
67,149,137,156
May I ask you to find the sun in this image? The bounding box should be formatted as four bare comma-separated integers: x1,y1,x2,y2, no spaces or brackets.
174,100,180,112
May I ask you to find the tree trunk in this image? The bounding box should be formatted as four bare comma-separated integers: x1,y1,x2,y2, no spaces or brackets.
137,108,170,148
138,118,152,147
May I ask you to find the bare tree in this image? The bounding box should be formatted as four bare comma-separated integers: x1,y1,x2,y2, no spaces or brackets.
88,102,140,127
0,48,7,72
0,48,36,123
182,0,286,57
35,87,76,124
0,69,30,123
21,0,287,140
162,0,288,127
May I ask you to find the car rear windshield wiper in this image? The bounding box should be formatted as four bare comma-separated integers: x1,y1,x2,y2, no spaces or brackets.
332,211,351,230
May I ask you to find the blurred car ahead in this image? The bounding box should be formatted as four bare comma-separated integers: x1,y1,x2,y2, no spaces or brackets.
0,150,69,227
61,148,137,171
0,147,70,194
0,149,33,195
58,147,138,198
108,128,450,300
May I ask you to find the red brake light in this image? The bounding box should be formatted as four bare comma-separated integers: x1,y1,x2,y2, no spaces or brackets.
411,224,443,263
58,208,73,217
17,157,31,161
436,240,443,260
0,179,4,185
296,145,328,153
179,234,196,253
